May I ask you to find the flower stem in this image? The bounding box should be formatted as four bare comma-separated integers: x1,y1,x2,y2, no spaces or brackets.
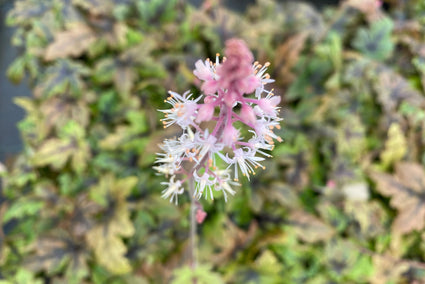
189,176,198,270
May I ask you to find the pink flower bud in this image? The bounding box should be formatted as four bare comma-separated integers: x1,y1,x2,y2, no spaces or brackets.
217,38,256,94
238,75,261,94
202,80,219,95
196,103,215,123
326,180,336,189
223,91,238,108
222,124,239,147
196,208,207,224
240,104,256,125
204,95,215,104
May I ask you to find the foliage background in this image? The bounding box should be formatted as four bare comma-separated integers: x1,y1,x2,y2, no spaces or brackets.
2,0,425,283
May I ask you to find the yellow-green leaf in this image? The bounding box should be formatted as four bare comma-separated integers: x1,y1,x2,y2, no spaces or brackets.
380,123,407,169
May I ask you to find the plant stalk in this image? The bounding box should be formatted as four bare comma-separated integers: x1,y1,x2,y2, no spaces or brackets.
189,176,198,270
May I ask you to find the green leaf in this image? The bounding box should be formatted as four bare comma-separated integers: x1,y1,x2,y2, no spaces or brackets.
6,0,54,26
288,210,334,243
1,269,43,284
352,18,394,61
34,60,90,98
172,264,224,284
3,198,44,222
380,123,407,169
7,56,26,83
87,175,137,274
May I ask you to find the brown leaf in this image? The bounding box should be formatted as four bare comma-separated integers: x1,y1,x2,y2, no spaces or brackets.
210,219,258,265
370,162,425,234
25,235,88,275
45,24,96,61
374,70,425,114
345,0,383,21
274,32,308,87
40,97,89,132
370,254,409,284
288,210,334,243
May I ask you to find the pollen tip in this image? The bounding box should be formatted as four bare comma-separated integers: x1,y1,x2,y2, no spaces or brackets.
265,62,270,67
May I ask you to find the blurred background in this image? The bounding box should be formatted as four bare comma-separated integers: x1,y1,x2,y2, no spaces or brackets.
1,0,425,283
0,0,341,162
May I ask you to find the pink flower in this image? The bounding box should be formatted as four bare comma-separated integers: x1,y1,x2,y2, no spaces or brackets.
193,59,219,95
196,103,215,123
223,91,238,108
222,124,239,147
240,104,257,125
217,39,255,93
156,38,282,203
201,79,219,95
193,60,214,81
196,208,207,224
257,95,281,117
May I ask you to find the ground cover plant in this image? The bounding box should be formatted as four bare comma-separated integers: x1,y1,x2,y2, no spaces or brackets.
1,0,425,283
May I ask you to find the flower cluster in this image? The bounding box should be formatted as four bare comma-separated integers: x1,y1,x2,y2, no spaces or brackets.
154,38,282,204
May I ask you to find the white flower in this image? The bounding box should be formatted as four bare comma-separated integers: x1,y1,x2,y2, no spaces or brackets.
193,171,216,200
161,176,184,204
228,148,265,181
248,132,275,157
214,169,238,202
254,117,283,145
254,61,274,97
160,91,200,128
194,129,224,165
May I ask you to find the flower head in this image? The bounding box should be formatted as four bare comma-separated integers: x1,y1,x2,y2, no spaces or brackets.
156,38,282,203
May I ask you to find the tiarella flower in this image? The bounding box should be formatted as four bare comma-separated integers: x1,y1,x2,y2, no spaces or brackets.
160,91,200,129
195,129,223,165
194,56,220,95
161,176,184,205
193,171,216,200
257,93,281,117
196,102,216,123
228,148,265,181
214,169,238,202
155,38,283,204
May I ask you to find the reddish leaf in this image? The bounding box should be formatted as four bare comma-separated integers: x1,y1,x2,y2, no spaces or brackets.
370,162,425,234
45,24,96,61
